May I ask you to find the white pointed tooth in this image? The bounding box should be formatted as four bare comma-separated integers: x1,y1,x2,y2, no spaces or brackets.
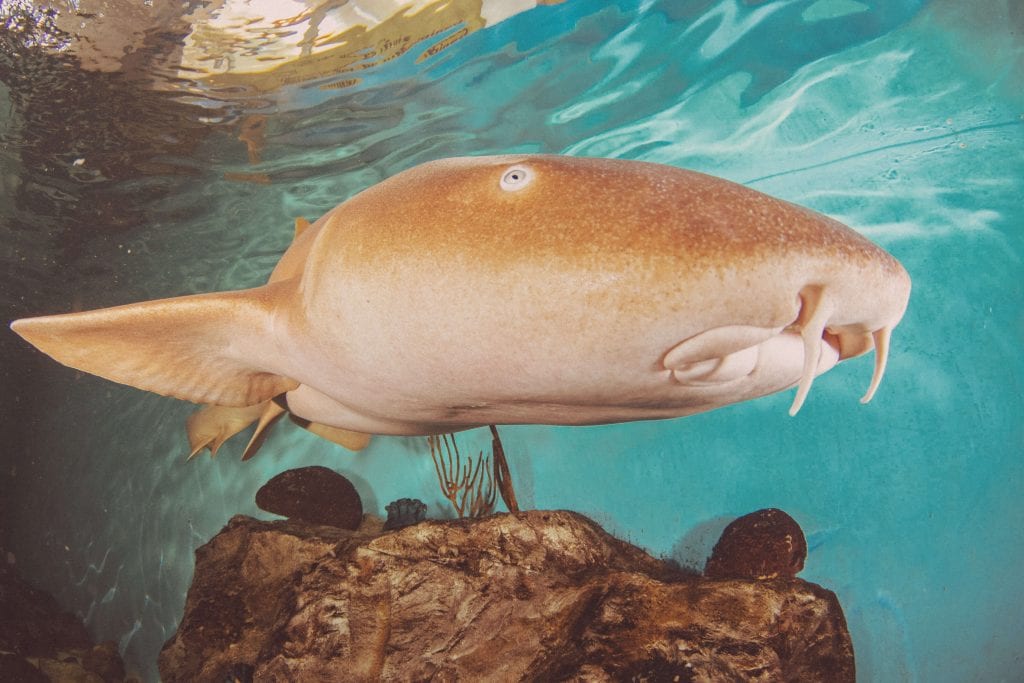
860,327,892,404
789,287,833,416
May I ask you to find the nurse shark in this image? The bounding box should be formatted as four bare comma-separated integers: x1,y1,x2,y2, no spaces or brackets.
10,155,911,450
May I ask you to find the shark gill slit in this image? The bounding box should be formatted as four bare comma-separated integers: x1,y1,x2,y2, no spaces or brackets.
789,286,833,416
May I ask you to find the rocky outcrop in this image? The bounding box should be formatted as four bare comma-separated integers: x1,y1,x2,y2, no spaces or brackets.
160,510,853,682
0,564,127,682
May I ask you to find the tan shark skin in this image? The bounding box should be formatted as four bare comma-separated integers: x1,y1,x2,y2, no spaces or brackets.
10,155,911,436
185,215,372,459
186,402,268,459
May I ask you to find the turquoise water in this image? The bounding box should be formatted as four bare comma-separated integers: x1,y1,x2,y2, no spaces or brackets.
2,0,1022,680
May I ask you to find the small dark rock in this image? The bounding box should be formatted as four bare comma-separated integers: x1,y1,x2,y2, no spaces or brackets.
705,508,807,580
384,498,427,530
255,466,362,530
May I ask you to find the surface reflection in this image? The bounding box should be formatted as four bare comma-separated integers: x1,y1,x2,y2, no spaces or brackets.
19,0,564,97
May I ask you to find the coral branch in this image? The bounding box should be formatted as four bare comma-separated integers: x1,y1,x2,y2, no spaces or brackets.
489,425,519,513
429,433,496,518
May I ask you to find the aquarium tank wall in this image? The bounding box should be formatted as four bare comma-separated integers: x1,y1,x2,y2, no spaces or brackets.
1,0,1021,680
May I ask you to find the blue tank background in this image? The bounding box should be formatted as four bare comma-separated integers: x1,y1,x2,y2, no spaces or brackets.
3,1,1022,681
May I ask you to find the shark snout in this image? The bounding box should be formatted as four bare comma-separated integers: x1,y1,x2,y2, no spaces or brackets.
663,265,908,416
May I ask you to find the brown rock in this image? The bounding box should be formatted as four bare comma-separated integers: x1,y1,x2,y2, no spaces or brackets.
705,508,808,580
0,653,49,683
80,641,128,682
160,510,853,682
255,465,362,529
0,567,92,657
0,566,127,682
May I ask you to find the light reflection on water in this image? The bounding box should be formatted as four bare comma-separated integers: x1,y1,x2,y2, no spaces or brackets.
1,1,1022,681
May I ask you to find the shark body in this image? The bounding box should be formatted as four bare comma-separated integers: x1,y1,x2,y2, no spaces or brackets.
11,155,911,438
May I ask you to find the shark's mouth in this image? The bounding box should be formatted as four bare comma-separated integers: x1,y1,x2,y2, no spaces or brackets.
664,286,893,416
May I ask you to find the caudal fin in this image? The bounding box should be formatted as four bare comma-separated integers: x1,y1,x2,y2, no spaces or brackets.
10,281,299,406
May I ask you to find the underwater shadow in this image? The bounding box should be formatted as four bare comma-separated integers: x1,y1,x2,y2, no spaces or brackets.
328,467,379,521
669,514,735,573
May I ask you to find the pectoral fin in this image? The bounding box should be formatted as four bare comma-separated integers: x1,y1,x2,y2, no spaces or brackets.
288,413,372,452
10,281,299,406
306,422,372,451
186,402,267,459
241,400,288,461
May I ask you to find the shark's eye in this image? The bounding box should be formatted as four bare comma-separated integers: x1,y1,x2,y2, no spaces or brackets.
500,166,532,191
